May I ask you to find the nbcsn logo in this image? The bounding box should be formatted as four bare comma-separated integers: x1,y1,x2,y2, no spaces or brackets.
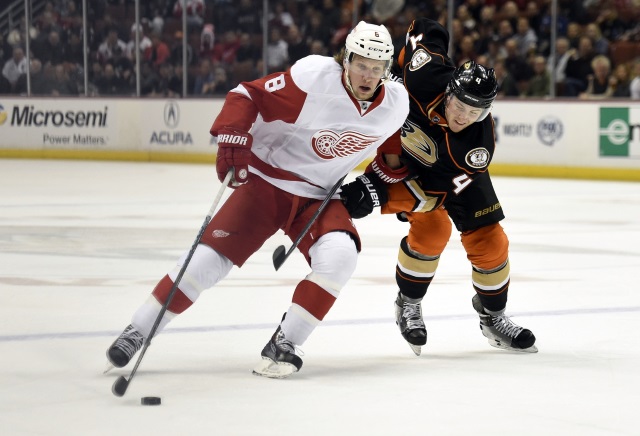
0,104,7,126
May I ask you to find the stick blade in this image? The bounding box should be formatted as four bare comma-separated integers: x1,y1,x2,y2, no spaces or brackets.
112,376,129,397
272,245,286,270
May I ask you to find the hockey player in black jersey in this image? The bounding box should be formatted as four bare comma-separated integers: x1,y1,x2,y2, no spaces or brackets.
340,17,537,355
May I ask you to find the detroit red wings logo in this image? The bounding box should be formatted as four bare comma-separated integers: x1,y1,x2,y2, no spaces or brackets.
312,130,379,159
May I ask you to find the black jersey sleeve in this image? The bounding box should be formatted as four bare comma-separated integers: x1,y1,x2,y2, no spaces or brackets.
400,18,455,114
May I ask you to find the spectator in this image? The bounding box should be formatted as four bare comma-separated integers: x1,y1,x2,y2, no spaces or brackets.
269,1,295,32
48,64,78,95
63,31,85,66
167,63,184,97
309,39,328,56
211,66,232,95
305,10,331,48
192,58,215,95
329,8,352,53
0,33,12,64
547,37,572,90
564,36,595,96
0,74,11,94
34,30,66,66
139,61,160,96
199,24,216,61
88,61,104,90
172,0,206,30
2,46,27,91
145,34,170,67
630,59,640,99
233,32,260,82
610,63,632,98
236,0,262,35
495,19,514,57
455,34,477,66
503,38,533,93
170,31,195,67
595,7,627,42
456,4,476,33
500,1,520,30
566,22,581,49
59,0,82,32
579,55,613,99
15,58,48,95
321,0,343,38
97,27,127,65
524,55,551,97
154,63,174,96
287,24,309,66
95,63,126,95
265,27,288,74
514,17,538,58
125,23,152,63
494,58,520,97
584,23,609,56
213,30,241,67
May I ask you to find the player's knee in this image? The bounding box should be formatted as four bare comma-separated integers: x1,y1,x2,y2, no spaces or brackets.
308,231,358,290
462,223,509,268
169,244,233,299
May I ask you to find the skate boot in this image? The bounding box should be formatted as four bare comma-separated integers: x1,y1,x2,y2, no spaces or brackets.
106,325,145,368
472,295,537,353
395,293,427,356
253,325,303,379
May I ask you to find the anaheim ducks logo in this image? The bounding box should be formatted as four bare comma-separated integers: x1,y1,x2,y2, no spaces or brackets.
311,130,379,159
400,120,437,166
465,147,490,168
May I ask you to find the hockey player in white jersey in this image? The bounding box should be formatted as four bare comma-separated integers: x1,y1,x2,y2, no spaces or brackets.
107,22,410,378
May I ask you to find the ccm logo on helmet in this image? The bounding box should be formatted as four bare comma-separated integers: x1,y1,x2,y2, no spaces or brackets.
218,134,248,145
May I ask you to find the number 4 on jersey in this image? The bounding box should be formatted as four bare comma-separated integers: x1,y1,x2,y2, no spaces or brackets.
452,173,472,194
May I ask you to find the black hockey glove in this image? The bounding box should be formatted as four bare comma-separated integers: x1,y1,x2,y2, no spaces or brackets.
340,173,388,219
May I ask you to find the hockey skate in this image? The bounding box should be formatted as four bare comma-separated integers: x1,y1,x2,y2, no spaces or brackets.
395,293,427,356
253,325,303,379
472,295,537,353
106,325,144,369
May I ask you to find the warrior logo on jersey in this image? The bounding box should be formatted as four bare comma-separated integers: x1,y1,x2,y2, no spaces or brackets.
311,130,379,159
409,49,431,71
400,119,437,167
465,147,490,168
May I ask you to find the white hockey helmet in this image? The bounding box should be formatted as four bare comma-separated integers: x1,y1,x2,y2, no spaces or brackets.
344,21,393,79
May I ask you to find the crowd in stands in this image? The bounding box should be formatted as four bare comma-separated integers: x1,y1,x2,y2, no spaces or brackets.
1,0,639,99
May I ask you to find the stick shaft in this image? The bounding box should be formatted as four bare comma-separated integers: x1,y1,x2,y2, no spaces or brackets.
273,175,346,270
117,171,232,394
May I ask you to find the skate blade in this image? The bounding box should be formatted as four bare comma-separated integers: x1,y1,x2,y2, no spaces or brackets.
252,357,298,379
409,343,422,356
103,362,115,374
488,339,538,353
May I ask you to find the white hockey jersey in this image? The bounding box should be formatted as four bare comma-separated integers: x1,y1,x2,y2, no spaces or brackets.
212,55,409,199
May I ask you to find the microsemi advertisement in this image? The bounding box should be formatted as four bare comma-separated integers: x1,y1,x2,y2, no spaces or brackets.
0,99,118,150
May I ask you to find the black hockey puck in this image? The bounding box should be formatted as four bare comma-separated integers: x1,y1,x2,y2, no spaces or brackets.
141,396,161,406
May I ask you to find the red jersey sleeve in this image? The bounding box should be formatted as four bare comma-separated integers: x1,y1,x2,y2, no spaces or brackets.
210,70,307,136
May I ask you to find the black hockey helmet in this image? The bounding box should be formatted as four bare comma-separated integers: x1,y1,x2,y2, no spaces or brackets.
447,61,498,121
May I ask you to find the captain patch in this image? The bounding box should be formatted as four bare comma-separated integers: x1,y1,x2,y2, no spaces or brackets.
409,49,431,71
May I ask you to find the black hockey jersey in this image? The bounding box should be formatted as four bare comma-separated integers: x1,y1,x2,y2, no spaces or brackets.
391,18,497,211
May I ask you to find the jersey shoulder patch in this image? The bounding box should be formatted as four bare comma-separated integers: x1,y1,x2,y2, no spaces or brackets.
409,49,432,71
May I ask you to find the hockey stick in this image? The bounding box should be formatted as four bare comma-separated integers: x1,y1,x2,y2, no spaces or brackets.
112,171,233,397
272,175,347,271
